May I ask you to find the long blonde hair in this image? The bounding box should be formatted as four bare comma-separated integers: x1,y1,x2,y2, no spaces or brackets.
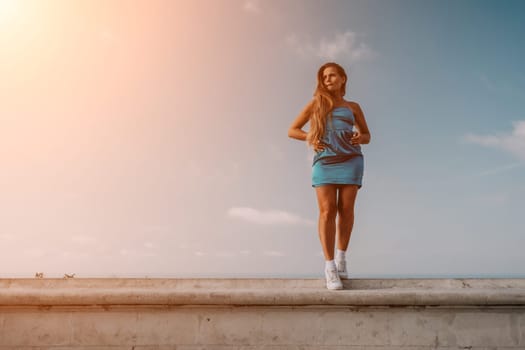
307,62,348,147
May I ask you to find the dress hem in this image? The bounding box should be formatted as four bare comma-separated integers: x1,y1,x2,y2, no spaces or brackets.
312,178,363,189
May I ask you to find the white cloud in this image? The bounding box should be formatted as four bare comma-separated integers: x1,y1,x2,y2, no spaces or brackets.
243,0,261,14
228,207,315,225
475,162,523,177
215,251,236,258
286,31,376,62
463,120,525,161
263,250,285,257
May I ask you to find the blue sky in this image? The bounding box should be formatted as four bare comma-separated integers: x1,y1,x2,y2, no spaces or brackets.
1,0,524,277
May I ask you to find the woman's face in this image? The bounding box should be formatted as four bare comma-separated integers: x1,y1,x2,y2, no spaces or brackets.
322,66,345,93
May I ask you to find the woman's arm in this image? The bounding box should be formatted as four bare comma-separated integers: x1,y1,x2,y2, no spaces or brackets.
349,102,371,145
288,100,315,141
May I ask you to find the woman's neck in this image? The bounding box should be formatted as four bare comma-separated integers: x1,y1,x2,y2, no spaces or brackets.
332,97,345,106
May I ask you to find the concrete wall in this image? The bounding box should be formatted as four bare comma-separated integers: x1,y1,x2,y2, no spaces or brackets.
1,278,524,349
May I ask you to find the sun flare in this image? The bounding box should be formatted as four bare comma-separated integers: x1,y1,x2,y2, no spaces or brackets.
0,0,19,25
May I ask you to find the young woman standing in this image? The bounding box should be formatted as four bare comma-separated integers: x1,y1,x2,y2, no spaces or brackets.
288,62,371,290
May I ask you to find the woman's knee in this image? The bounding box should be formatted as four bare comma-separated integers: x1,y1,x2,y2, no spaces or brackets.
337,206,354,220
319,204,337,221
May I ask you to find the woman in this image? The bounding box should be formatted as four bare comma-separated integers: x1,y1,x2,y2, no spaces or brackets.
288,62,371,290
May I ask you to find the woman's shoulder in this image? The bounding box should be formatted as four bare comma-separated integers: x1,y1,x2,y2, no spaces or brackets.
345,100,362,114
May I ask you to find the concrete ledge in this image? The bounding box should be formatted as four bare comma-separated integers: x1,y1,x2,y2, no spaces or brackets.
1,279,525,348
1,278,525,307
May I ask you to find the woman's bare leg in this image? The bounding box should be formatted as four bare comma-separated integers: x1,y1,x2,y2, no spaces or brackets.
314,185,338,260
336,185,359,251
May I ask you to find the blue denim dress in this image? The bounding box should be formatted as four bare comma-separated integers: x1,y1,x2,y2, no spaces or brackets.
312,107,364,188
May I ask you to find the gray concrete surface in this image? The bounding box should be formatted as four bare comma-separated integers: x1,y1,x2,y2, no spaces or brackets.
1,278,525,306
0,278,524,349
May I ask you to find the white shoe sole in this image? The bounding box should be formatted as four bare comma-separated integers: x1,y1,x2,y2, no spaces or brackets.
325,269,344,290
326,283,343,290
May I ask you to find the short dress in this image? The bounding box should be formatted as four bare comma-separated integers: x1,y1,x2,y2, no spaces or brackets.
312,106,364,188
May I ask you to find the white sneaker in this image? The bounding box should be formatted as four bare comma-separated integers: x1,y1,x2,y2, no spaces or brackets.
336,259,348,279
325,267,343,290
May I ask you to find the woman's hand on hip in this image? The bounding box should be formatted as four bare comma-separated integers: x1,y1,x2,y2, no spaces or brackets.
313,139,326,152
350,131,362,145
